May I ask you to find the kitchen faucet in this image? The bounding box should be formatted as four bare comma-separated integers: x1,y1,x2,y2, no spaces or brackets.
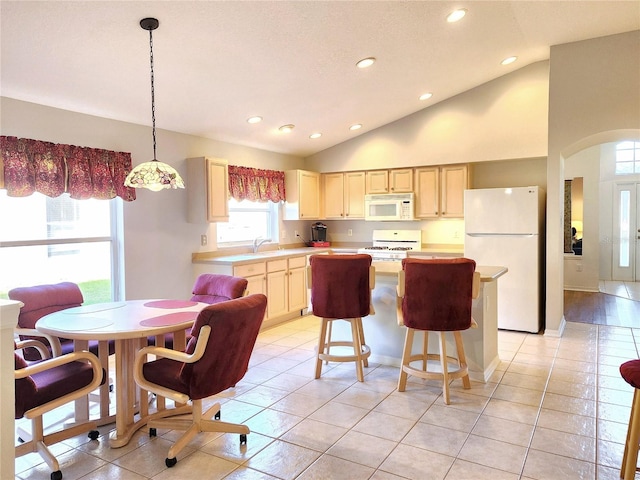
252,237,270,253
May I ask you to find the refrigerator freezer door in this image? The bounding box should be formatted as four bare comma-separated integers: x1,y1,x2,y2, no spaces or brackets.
464,187,541,235
465,233,540,333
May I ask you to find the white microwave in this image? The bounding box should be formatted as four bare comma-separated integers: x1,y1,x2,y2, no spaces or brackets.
364,193,415,221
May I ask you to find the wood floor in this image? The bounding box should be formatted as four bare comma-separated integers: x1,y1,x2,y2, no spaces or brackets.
564,289,640,328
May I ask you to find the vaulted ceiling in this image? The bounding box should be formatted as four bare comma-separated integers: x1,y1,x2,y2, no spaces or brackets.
2,1,638,157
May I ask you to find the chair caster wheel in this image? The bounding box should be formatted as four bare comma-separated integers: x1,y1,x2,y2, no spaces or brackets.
165,457,177,468
88,430,99,440
149,428,157,437
240,434,247,445
51,470,62,480
215,410,221,420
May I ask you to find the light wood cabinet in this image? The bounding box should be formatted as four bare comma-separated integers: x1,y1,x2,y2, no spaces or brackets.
389,169,413,193
266,256,308,319
207,254,308,326
266,259,288,319
365,170,389,194
283,170,321,220
322,173,345,219
287,256,308,312
234,262,267,297
322,171,365,219
187,157,229,223
366,168,413,194
415,164,468,218
441,165,468,217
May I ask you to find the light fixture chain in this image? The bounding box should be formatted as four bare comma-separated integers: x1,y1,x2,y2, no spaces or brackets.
149,27,157,160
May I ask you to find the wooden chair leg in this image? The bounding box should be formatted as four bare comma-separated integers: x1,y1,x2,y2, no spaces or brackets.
622,388,640,479
439,332,450,404
325,320,333,365
356,317,368,368
315,318,329,379
398,328,414,391
454,331,471,389
422,331,429,371
350,319,365,382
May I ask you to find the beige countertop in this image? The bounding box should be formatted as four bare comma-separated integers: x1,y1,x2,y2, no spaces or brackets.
193,244,464,266
192,247,331,266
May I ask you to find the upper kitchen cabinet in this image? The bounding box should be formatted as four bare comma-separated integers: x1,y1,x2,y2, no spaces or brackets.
365,169,413,194
415,164,469,218
187,157,229,223
283,170,321,220
322,171,365,219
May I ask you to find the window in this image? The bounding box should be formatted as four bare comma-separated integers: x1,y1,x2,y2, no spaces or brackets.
615,141,640,175
0,191,122,303
216,199,279,245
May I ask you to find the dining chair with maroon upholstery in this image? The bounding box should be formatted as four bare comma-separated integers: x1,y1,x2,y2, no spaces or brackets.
396,257,480,404
9,282,115,361
133,293,267,468
308,254,375,382
15,340,104,480
148,273,249,349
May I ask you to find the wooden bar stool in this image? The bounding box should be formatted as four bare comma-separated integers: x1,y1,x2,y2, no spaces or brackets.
308,254,375,382
620,359,640,479
396,257,480,404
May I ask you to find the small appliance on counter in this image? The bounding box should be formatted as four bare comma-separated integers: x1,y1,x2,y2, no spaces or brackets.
310,222,330,247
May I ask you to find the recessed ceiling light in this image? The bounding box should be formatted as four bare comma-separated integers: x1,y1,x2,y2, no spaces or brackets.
349,124,362,131
309,133,322,139
501,56,517,65
447,8,467,23
419,92,433,101
247,116,262,124
356,57,376,69
279,124,295,133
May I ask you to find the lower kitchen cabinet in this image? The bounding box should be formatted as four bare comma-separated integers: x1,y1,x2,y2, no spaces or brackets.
196,254,308,328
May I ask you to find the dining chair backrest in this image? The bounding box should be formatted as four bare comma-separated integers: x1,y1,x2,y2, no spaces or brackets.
9,282,84,330
190,274,248,304
181,293,267,399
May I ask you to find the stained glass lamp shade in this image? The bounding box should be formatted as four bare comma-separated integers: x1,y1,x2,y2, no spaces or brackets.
124,17,184,192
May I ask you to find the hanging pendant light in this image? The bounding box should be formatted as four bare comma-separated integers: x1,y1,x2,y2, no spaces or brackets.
125,17,185,191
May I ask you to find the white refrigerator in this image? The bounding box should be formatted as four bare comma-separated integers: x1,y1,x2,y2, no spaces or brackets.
464,186,545,333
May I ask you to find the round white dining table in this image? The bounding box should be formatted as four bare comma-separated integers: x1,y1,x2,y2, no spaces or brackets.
36,299,209,448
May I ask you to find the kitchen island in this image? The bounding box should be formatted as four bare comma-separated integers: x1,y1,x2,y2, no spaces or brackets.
193,248,506,382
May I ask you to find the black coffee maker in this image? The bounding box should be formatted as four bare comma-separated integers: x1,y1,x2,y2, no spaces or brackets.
310,222,328,244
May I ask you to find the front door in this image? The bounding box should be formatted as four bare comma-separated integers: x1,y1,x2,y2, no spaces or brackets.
612,182,640,281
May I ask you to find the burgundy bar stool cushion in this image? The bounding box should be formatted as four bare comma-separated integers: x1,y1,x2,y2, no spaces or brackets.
401,257,476,331
621,359,640,389
309,254,372,318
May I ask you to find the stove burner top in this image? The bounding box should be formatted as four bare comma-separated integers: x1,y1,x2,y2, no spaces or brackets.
389,246,413,251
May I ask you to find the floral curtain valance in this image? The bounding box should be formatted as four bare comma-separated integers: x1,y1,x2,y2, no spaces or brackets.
0,136,136,201
228,165,286,203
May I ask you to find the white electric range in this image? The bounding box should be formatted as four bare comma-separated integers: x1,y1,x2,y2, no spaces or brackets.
357,230,422,273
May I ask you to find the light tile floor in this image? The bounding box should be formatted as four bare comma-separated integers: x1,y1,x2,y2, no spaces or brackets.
600,280,640,301
15,316,640,480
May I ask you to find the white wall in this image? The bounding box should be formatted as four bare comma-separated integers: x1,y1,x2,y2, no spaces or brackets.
547,30,640,335
1,97,305,300
305,61,549,172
